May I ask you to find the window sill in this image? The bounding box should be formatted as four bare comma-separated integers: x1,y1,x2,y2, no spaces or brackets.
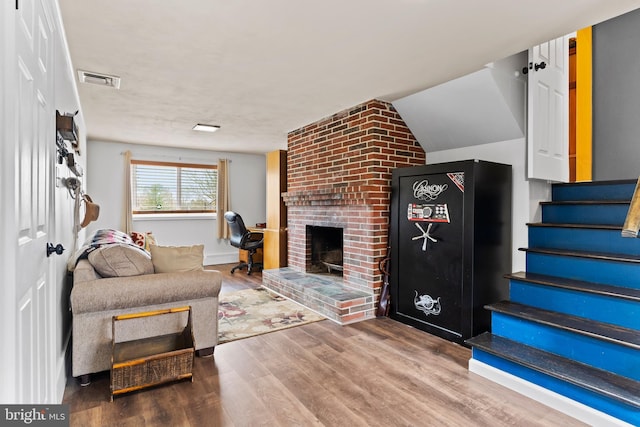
133,213,217,221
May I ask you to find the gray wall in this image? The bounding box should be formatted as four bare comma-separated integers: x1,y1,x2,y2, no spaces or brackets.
593,8,640,180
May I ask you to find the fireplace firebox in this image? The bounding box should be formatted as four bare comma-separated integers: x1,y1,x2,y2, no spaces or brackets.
307,226,343,274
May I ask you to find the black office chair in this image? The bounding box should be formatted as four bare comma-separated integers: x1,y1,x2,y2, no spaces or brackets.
224,211,264,275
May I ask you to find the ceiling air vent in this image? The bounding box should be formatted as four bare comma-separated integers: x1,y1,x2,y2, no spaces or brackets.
77,70,121,89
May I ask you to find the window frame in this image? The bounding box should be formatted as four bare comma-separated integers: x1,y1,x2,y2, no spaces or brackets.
131,159,218,215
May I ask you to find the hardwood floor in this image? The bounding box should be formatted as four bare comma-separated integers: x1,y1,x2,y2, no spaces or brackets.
62,264,585,426
206,263,264,296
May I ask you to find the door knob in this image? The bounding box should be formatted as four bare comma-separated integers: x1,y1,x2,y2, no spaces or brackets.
46,243,65,257
534,61,546,71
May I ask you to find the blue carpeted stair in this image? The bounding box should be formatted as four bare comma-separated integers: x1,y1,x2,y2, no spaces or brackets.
467,180,640,426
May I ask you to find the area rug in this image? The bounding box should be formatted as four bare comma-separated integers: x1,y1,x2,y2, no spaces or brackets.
217,288,325,344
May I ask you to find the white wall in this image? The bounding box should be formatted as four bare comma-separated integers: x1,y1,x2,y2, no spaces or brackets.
86,140,267,265
53,3,88,400
427,138,551,273
393,52,527,153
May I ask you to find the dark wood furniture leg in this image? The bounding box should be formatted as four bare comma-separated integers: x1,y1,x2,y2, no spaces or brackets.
78,374,91,387
196,347,214,357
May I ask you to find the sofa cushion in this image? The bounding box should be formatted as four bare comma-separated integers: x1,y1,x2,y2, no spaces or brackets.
88,243,154,277
150,244,204,273
70,228,138,270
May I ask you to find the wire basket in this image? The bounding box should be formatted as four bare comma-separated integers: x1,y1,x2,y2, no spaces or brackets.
110,306,195,400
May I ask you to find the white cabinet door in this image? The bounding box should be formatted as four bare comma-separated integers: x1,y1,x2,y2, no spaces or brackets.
527,35,570,182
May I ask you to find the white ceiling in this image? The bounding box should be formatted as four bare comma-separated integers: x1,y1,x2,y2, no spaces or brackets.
57,0,640,154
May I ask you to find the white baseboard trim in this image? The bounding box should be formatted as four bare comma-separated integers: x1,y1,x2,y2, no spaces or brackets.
468,359,633,427
204,252,238,266
55,357,67,403
55,331,72,403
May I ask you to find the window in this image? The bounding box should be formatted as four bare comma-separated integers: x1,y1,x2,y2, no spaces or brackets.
131,160,217,214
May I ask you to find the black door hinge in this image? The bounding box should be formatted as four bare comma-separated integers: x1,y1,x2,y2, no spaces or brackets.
16,0,19,10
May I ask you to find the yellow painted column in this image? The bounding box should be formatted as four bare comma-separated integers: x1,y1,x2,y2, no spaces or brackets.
576,27,593,182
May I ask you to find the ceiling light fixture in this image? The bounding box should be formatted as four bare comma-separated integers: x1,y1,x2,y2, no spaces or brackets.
77,70,121,89
192,124,221,133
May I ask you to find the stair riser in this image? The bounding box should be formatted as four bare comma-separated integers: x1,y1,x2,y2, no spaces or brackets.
509,280,640,330
491,312,640,381
472,349,639,426
552,182,636,202
542,204,629,226
526,252,640,289
529,227,640,256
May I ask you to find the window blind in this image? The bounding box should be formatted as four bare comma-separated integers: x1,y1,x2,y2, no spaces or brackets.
131,160,217,213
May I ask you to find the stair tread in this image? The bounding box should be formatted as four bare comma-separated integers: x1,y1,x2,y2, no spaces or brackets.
520,246,640,263
506,271,640,302
527,222,622,230
540,200,630,206
467,332,640,408
553,179,637,188
486,301,640,350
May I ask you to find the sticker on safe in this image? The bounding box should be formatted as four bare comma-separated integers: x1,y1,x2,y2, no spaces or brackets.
407,203,450,223
414,290,442,316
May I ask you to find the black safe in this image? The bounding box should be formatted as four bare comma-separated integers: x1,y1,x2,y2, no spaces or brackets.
389,160,512,345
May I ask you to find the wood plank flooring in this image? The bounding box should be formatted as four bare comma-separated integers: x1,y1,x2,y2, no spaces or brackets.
62,264,585,426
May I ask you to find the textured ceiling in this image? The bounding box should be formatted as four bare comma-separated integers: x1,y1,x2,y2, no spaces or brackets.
57,0,640,154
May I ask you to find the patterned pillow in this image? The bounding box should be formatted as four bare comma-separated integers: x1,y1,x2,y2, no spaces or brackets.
88,243,154,277
70,229,139,270
130,231,146,248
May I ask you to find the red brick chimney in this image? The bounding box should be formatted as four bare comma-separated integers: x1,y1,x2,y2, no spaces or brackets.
283,99,425,301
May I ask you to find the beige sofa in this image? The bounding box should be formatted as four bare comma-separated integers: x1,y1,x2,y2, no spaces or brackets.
71,258,221,385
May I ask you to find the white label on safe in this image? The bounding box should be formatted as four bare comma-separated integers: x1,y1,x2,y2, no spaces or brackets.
413,180,448,201
414,290,441,316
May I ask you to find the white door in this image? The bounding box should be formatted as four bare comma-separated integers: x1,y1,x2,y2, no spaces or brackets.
527,35,570,182
14,0,56,403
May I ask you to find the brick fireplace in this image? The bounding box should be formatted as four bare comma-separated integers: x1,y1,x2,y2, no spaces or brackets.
262,99,425,324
